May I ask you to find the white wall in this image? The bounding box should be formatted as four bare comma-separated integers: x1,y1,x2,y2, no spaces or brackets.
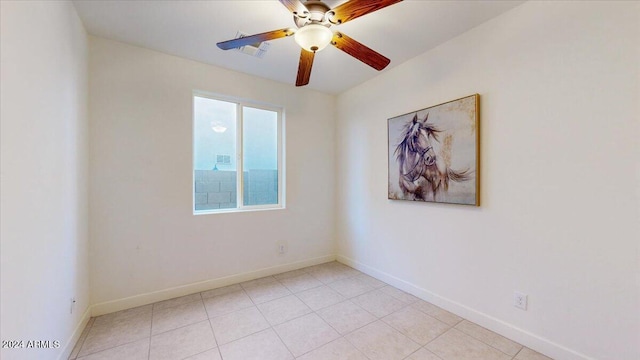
88,37,336,308
335,2,639,360
0,1,90,359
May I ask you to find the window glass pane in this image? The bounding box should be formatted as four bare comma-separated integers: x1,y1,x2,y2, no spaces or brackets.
243,106,278,206
194,96,237,211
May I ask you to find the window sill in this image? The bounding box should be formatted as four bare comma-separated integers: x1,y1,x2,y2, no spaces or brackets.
193,205,286,216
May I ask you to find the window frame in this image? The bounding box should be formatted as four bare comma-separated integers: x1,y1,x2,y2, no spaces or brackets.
192,91,285,215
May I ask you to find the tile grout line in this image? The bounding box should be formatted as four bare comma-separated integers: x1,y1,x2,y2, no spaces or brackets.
204,286,293,354
254,301,296,359
341,329,374,360
275,273,324,296
453,320,524,358
421,327,461,356
454,321,525,357
267,265,372,358
200,292,224,360
291,306,370,359
69,317,94,360
76,311,153,358
75,338,147,360
325,300,379,334
402,346,445,360
285,274,387,359
147,302,154,360
512,346,526,360
401,347,423,360
409,297,529,358
380,308,445,345
145,319,212,340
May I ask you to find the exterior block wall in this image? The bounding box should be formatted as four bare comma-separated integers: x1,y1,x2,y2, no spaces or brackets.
194,170,277,211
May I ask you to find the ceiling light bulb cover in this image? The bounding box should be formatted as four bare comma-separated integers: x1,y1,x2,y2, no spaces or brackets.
294,24,333,52
211,122,227,133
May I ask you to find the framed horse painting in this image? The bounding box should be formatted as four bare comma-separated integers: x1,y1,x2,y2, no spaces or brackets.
388,94,479,206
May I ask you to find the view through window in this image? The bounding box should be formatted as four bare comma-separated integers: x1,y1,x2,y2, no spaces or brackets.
193,94,283,213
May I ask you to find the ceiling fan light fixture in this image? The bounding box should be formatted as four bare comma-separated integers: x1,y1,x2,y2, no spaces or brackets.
294,24,332,52
211,121,227,133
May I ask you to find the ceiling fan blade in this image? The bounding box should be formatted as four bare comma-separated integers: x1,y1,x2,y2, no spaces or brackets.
296,49,315,87
278,0,309,16
331,32,390,71
328,0,402,24
217,28,294,50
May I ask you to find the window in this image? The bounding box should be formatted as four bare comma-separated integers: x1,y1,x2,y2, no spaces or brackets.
193,93,284,213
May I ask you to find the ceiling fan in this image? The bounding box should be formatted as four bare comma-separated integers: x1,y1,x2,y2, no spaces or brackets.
216,0,403,87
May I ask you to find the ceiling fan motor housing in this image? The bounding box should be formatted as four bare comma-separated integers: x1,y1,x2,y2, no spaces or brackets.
294,1,332,28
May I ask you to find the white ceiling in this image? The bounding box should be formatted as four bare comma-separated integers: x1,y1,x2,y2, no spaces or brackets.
73,0,523,94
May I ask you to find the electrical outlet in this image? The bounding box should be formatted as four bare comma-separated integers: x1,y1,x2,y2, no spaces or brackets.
70,297,77,314
276,241,287,255
514,292,527,310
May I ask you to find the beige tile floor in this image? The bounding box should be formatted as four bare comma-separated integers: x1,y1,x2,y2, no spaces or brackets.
69,262,553,360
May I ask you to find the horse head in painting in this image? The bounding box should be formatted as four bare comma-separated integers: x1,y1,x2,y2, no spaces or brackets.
394,113,471,201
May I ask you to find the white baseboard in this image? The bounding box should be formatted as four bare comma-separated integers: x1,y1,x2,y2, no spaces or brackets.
58,306,91,360
91,254,336,316
336,255,594,360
